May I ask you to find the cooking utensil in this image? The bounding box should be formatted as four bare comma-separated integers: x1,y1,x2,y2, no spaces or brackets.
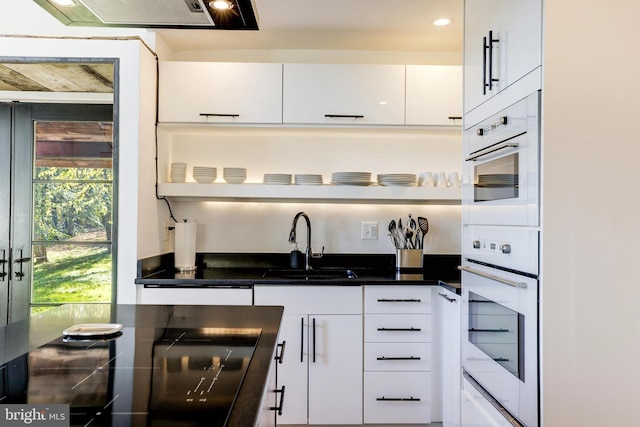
388,220,399,248
418,216,429,248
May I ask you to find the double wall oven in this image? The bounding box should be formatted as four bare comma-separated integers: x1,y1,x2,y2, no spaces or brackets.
461,91,540,427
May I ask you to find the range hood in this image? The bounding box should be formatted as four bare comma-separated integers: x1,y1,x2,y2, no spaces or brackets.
33,0,259,30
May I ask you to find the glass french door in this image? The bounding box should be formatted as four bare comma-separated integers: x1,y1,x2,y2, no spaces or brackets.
0,102,114,325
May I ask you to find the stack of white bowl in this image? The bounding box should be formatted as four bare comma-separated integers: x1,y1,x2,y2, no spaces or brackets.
263,173,292,185
192,166,217,183
294,174,323,185
223,167,247,184
170,162,187,183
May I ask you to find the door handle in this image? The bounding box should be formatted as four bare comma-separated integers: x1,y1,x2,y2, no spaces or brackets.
275,340,286,364
270,385,286,416
0,249,7,281
312,317,316,363
300,317,304,363
487,30,500,92
13,249,31,281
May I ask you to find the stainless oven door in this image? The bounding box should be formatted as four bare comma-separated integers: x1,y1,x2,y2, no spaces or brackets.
463,92,540,227
461,261,538,427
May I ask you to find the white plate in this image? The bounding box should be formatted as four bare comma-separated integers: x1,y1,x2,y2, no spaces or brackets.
63,323,123,337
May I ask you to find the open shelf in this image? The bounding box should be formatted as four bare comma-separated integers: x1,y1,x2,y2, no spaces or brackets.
157,183,461,204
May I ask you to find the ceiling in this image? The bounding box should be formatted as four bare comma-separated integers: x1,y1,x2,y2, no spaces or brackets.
155,0,463,52
0,0,462,93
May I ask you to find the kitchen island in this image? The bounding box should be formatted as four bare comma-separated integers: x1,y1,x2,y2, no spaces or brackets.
0,303,284,427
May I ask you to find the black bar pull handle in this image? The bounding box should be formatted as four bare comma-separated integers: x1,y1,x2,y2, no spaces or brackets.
376,396,421,402
377,298,421,303
469,328,509,333
438,292,457,303
377,356,421,361
324,114,364,119
377,327,422,332
199,113,240,118
482,35,488,95
271,385,286,415
275,340,286,364
300,317,304,363
488,30,500,91
312,317,316,363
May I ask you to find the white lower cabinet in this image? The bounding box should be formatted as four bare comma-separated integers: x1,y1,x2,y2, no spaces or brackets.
363,285,433,425
253,285,363,425
460,377,512,427
435,287,461,427
137,286,252,305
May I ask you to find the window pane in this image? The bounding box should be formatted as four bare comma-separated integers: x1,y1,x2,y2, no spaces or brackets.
33,182,112,242
32,243,112,304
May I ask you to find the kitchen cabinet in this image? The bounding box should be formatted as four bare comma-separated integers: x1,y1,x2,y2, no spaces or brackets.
137,286,253,305
406,65,463,126
283,63,406,125
363,285,433,424
158,62,283,124
434,286,461,427
463,0,542,114
253,285,363,425
256,339,285,427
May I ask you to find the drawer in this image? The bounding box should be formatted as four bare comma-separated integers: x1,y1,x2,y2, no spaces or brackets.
364,285,431,314
254,285,362,314
365,314,431,343
364,342,431,372
364,371,432,424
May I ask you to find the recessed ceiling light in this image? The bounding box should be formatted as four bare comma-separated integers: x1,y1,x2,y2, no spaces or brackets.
210,0,234,10
51,0,75,6
433,18,452,26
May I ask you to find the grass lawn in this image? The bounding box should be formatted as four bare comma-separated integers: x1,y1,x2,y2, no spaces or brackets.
32,244,112,304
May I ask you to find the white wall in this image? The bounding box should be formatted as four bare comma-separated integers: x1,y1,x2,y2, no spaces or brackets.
541,2,640,425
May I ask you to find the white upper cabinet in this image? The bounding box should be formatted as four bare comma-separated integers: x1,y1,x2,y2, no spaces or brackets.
282,64,406,125
158,62,283,124
406,65,463,126
464,0,542,113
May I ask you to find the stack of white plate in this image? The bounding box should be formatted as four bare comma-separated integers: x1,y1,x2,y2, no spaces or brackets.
294,174,323,185
193,166,217,184
377,173,417,186
331,172,372,186
263,173,292,185
223,167,247,184
170,162,187,183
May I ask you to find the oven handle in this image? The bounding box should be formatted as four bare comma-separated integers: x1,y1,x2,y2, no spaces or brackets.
458,265,527,289
465,140,519,162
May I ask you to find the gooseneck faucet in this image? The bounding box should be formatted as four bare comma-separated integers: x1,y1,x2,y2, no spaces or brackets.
288,211,313,270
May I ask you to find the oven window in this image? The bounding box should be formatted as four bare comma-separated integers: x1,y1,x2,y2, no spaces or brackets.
468,291,524,381
474,153,519,202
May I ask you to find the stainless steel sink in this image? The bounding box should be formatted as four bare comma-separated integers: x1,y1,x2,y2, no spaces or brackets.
262,268,358,279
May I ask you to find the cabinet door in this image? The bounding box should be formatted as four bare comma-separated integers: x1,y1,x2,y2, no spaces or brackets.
283,63,406,125
158,62,283,123
406,65,462,126
435,287,461,427
463,0,542,113
308,314,363,425
273,314,308,425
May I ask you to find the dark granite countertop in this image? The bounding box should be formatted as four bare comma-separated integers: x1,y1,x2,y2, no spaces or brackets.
0,304,283,427
136,252,461,287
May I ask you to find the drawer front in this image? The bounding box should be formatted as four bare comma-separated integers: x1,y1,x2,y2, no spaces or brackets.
364,285,431,314
364,342,431,372
139,287,252,305
364,372,432,424
365,314,431,343
254,285,362,314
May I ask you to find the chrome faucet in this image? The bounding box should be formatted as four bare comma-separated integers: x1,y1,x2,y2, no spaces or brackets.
288,211,314,270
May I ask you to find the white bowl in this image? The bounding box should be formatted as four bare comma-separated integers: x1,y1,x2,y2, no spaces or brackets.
224,176,246,184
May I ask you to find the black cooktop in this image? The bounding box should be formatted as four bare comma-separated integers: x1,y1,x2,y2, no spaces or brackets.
0,326,262,426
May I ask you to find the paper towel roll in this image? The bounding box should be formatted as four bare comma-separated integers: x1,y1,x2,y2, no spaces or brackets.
174,221,197,271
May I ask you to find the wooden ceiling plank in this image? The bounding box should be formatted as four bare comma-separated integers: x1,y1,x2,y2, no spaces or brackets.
3,63,113,93
0,64,50,91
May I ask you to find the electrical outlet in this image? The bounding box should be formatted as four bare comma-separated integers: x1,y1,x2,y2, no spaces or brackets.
361,221,379,240
163,220,171,241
